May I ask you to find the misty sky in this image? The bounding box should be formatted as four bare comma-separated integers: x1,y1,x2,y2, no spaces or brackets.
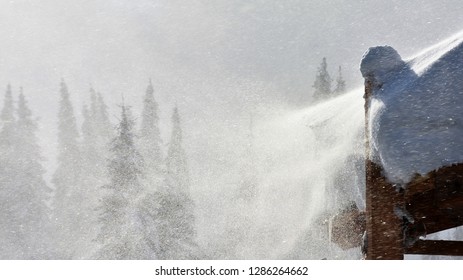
1,0,463,180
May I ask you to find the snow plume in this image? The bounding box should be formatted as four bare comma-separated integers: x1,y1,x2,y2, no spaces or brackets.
199,90,366,259
259,90,365,259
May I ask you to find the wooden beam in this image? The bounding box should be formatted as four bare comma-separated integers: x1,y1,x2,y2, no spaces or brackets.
365,160,404,259
409,209,463,235
406,240,463,256
364,80,404,260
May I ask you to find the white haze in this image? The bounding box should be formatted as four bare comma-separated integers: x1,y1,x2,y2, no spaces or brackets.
1,0,463,259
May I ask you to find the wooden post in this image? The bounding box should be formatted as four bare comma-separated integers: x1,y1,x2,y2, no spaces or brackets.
364,80,404,260
406,240,463,256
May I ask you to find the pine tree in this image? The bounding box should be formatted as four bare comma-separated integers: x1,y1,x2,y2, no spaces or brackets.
143,187,196,259
152,107,198,259
0,85,15,166
0,84,15,146
81,103,96,166
312,57,332,101
0,84,19,258
96,91,113,141
95,105,157,259
139,80,164,190
14,89,53,258
166,107,190,192
81,92,98,180
78,88,113,256
51,80,83,258
333,66,346,95
0,86,52,258
80,89,112,204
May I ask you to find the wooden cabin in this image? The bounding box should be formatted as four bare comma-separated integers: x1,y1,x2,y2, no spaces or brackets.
363,80,463,259
328,38,463,259
330,63,463,260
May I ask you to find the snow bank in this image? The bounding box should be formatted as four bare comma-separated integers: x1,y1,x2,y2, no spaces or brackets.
361,33,463,185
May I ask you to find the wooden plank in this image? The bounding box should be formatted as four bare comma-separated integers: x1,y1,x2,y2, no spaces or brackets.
406,240,463,256
407,189,463,214
406,208,463,235
364,81,404,260
365,160,404,259
406,197,463,235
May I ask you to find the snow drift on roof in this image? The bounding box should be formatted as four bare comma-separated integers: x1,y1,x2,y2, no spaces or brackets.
360,32,463,186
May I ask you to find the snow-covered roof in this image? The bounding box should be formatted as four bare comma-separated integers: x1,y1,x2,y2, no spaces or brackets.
360,32,463,186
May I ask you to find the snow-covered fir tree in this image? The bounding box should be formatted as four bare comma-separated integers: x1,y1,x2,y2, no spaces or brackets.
0,84,15,160
166,107,190,192
312,57,332,101
333,66,346,95
0,86,52,259
95,105,157,259
150,107,198,259
14,89,53,258
96,91,113,141
78,88,113,256
0,84,20,258
0,84,15,149
139,80,164,190
51,80,83,258
142,186,197,259
80,89,113,187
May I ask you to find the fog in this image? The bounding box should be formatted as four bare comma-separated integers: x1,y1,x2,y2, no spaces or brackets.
1,0,463,259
